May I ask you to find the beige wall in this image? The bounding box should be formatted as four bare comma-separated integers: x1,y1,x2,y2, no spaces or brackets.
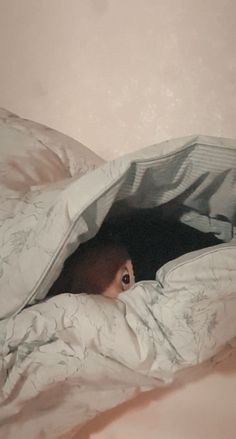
0,0,235,160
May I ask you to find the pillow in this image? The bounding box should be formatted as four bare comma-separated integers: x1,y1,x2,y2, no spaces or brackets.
0,108,104,187
153,240,236,364
0,108,105,319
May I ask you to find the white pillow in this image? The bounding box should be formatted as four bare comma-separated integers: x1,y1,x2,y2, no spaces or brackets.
152,241,236,364
0,108,105,319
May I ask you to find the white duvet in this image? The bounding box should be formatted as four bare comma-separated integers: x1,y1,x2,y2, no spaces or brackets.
0,109,236,438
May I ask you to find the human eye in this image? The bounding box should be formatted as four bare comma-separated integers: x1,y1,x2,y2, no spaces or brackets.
121,270,131,290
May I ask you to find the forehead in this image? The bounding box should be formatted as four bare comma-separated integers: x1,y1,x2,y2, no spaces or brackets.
81,240,129,263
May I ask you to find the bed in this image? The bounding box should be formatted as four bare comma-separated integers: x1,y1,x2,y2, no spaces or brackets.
0,108,236,439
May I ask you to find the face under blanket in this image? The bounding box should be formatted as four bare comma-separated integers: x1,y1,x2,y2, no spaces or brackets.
0,109,236,438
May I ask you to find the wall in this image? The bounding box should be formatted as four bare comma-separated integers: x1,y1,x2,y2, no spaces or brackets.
0,0,235,159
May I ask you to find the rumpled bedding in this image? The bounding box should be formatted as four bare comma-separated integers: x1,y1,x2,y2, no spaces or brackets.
1,271,236,439
0,109,236,438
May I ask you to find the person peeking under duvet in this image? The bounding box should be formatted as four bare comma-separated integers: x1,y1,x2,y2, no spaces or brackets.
48,236,135,299
48,209,222,299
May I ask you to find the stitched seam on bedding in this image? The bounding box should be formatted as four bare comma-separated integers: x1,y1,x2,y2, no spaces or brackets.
125,138,236,165
162,244,236,280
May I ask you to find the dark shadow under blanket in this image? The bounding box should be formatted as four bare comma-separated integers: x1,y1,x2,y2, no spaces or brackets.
48,208,222,296
101,208,222,282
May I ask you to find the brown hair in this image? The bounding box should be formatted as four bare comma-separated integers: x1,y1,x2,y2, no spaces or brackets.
48,236,130,296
